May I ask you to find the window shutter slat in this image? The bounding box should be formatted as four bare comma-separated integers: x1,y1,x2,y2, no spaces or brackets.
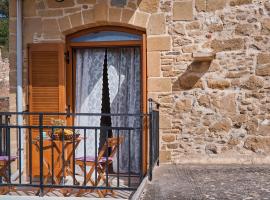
28,43,66,177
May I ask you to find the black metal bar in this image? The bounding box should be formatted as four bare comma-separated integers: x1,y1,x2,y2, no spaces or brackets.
117,129,120,188
39,113,44,196
29,128,32,184
7,125,11,184
19,127,22,184
83,128,86,186
105,128,108,188
128,129,131,187
1,183,138,191
0,111,148,117
0,115,2,156
94,128,97,186
139,115,143,181
61,128,65,185
51,127,54,184
72,127,75,185
148,101,153,182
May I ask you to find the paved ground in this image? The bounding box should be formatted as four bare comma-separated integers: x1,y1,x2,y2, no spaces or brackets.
140,164,270,200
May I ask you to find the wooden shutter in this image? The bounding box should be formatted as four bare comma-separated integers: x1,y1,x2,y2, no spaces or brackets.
28,43,65,119
28,43,65,177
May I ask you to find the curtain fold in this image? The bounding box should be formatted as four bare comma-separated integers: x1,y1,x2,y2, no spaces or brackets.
75,49,105,159
108,48,141,173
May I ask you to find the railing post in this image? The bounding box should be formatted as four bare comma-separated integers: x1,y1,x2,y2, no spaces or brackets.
39,113,44,196
148,99,153,181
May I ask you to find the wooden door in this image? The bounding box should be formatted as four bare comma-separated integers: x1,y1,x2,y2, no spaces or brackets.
28,43,66,178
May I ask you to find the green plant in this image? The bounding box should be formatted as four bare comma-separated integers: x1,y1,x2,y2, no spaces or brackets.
0,0,8,58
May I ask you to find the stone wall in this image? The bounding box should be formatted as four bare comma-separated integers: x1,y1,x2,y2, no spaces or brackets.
9,0,270,164
0,48,9,111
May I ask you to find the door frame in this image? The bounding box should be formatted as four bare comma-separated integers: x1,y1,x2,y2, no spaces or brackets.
65,26,148,175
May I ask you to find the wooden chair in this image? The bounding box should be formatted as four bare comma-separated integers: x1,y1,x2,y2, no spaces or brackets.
75,136,124,197
0,156,16,194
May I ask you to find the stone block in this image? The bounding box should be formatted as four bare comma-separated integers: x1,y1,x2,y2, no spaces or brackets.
209,119,231,133
0,97,9,112
147,36,171,51
175,99,192,112
23,0,37,17
138,0,159,13
265,2,270,11
173,23,185,35
77,0,96,4
257,53,270,65
94,0,108,22
207,0,227,11
147,52,161,77
9,0,16,18
23,18,42,46
243,75,264,90
42,19,60,38
211,38,245,52
160,115,171,129
58,16,71,32
39,9,64,17
256,64,270,76
220,93,237,115
47,0,75,8
262,18,270,34
148,13,166,35
235,24,255,36
69,12,83,28
148,78,172,92
230,0,252,6
205,144,217,154
186,21,201,30
195,0,206,12
244,137,270,153
159,151,171,163
121,9,135,24
198,95,210,107
109,8,122,22
64,7,81,15
162,134,176,143
133,11,149,28
207,79,230,89
173,1,193,21
9,19,16,34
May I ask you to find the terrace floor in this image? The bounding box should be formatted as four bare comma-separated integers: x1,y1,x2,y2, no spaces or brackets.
0,175,137,199
140,164,270,200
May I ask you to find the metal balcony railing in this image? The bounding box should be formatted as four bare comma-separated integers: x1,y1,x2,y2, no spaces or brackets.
0,100,159,197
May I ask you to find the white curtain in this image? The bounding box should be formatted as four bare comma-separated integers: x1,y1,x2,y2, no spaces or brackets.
108,48,141,173
75,47,141,174
75,49,104,159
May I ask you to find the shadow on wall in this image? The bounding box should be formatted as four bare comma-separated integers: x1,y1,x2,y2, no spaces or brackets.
172,61,212,91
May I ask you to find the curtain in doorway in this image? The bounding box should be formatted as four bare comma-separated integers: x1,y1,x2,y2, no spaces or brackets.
75,49,104,160
108,48,141,173
75,47,141,174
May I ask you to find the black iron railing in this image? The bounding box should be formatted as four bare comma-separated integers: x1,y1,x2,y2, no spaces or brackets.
148,98,160,181
0,101,159,197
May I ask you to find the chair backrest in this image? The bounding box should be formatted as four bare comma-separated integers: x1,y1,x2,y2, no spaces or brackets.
97,136,124,162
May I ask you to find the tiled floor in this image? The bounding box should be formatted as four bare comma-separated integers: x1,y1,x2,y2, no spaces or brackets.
141,164,270,200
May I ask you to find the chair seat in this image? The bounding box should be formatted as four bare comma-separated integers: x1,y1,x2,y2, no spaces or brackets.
75,156,113,163
0,156,17,162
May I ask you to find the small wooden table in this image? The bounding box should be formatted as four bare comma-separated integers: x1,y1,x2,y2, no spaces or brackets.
33,136,82,188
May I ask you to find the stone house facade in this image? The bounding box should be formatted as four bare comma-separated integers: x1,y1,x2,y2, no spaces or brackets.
9,0,270,164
